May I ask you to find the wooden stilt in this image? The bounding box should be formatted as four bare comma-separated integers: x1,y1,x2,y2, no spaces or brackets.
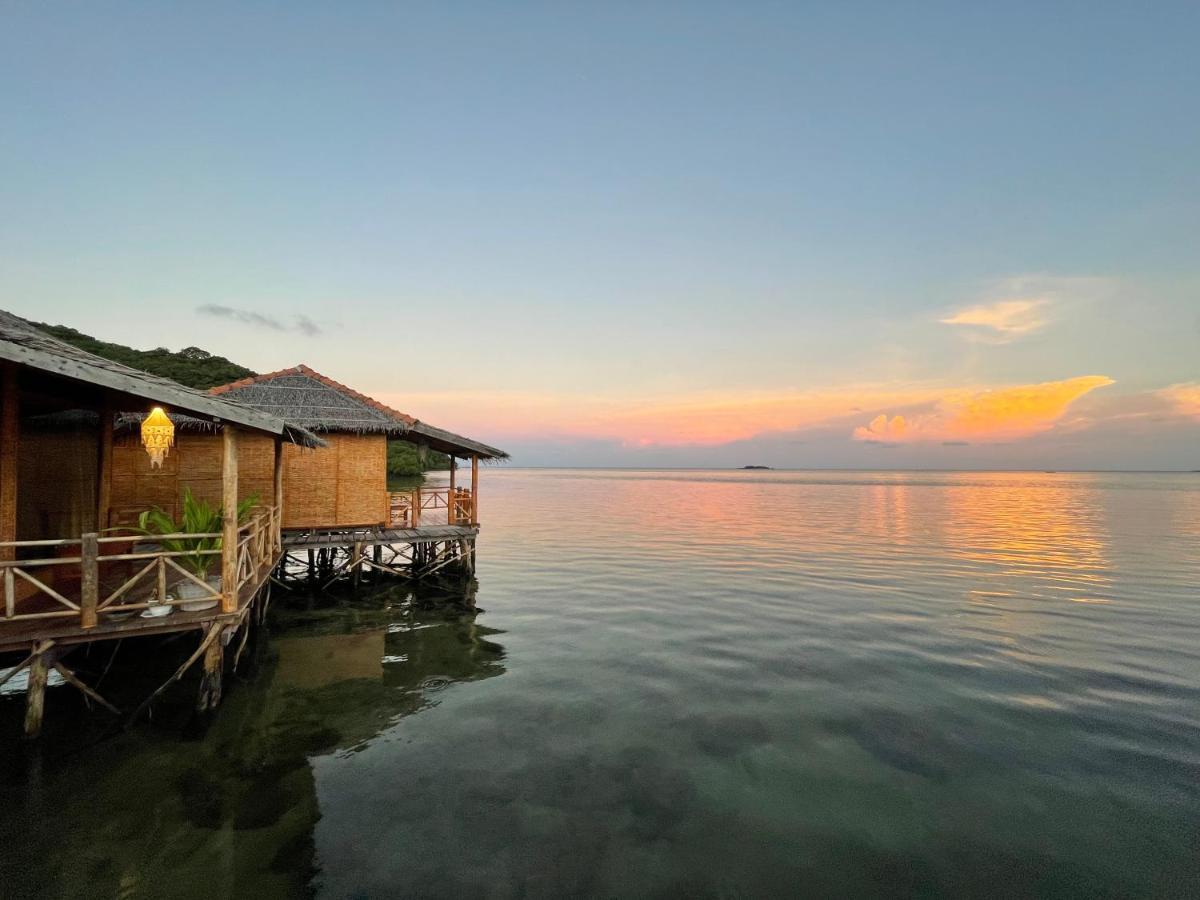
127,623,222,726
23,644,58,738
351,540,364,588
197,631,224,712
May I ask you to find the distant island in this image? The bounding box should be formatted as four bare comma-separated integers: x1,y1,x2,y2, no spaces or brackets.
741,465,772,470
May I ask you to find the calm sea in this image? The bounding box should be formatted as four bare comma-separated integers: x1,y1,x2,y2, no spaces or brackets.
2,469,1199,898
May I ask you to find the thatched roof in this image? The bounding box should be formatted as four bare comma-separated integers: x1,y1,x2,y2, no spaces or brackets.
210,365,508,459
0,310,323,448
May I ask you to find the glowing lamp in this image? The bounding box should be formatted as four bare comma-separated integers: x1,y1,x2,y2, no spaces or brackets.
141,407,175,469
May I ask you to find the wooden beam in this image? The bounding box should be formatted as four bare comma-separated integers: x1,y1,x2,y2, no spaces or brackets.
273,435,284,546
96,398,114,531
471,454,479,526
0,362,18,561
221,426,238,614
80,532,99,628
448,456,457,524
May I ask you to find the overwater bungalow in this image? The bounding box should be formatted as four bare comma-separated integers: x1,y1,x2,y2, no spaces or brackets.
202,365,507,580
0,310,322,733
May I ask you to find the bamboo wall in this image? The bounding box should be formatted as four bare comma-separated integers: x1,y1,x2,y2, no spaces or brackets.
109,431,274,528
17,427,99,540
109,431,386,529
280,433,387,528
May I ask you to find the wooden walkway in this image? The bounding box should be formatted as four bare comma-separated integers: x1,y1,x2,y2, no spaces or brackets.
282,524,479,550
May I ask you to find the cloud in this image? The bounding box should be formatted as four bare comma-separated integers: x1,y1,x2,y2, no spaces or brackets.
852,376,1115,444
197,304,323,336
940,275,1116,344
377,384,945,447
941,298,1048,340
1158,382,1200,419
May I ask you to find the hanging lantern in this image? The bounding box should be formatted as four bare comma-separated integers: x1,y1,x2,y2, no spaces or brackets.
141,407,175,469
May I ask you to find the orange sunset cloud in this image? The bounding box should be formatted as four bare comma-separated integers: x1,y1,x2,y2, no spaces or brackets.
377,385,945,447
852,375,1114,444
1158,382,1200,419
379,377,1114,449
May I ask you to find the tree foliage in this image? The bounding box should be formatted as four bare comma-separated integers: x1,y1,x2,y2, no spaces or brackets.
387,440,451,477
33,322,255,390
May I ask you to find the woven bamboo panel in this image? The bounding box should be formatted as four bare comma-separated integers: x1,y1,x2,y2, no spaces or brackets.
335,434,387,526
17,429,98,539
281,433,386,528
281,439,337,527
236,432,274,507
110,431,275,527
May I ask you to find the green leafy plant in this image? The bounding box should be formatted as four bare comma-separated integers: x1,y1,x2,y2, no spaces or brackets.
131,488,259,579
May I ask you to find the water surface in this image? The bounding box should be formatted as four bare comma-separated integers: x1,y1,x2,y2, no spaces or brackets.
3,469,1199,897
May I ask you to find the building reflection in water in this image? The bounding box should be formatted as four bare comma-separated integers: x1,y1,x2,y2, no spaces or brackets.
0,579,506,899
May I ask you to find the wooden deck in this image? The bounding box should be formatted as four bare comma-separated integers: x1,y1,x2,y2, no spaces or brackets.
0,507,281,656
282,523,479,550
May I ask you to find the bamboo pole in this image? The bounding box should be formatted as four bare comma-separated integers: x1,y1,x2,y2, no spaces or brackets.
97,398,113,531
273,435,284,548
127,623,221,726
53,661,120,714
221,426,238,613
471,454,479,525
80,532,99,628
0,362,18,562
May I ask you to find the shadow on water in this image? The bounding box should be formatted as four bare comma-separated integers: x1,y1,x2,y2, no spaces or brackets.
0,579,505,899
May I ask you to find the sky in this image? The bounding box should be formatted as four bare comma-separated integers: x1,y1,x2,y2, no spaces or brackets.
1,2,1197,468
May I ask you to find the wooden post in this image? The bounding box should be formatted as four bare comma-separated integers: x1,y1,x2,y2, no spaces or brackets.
96,399,113,531
448,457,457,525
272,435,284,549
221,426,238,613
470,454,479,525
80,532,99,628
23,644,57,738
0,362,18,562
411,487,421,528
351,540,364,588
197,633,224,712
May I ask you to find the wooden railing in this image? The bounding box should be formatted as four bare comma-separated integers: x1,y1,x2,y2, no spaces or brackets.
0,505,280,630
387,488,474,528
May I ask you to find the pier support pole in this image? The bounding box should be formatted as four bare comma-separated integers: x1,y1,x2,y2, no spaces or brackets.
23,644,58,739
351,541,364,588
197,633,224,712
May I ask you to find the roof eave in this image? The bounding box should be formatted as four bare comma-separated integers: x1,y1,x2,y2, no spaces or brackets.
0,339,292,439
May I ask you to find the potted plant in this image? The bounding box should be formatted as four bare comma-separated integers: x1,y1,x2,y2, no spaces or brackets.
133,488,258,613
